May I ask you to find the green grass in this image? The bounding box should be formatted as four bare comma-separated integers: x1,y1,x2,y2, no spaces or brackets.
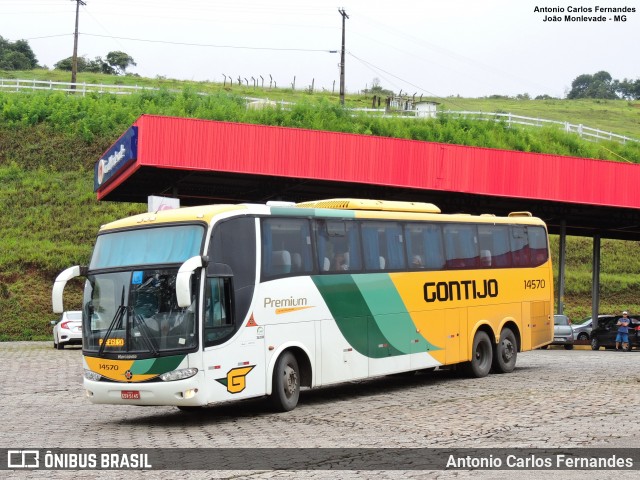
1,71,640,339
4,68,640,138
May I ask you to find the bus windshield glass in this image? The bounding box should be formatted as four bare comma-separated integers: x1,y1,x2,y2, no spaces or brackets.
83,268,198,355
89,224,204,270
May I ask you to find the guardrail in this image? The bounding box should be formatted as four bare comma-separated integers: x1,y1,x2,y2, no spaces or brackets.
2,78,637,145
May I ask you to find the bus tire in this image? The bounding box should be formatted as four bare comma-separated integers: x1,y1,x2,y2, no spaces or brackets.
270,351,300,412
492,327,517,374
462,331,492,378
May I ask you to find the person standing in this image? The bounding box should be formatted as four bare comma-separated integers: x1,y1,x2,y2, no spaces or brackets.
616,311,631,351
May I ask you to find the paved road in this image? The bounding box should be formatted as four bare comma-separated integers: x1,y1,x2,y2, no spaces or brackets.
2,342,640,479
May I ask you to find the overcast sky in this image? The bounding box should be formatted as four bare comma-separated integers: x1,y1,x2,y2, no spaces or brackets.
1,0,638,98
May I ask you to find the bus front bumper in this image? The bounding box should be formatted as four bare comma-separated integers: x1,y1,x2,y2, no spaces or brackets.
83,372,206,407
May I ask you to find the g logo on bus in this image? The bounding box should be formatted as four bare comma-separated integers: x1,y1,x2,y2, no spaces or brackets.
124,370,133,380
216,366,255,394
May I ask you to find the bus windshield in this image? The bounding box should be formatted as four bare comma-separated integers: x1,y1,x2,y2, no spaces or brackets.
83,268,198,355
89,224,204,270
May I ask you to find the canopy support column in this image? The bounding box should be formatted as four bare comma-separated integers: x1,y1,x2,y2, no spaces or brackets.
556,221,567,314
591,235,601,327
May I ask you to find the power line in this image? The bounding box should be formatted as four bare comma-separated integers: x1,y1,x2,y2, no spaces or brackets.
80,33,337,53
347,52,469,110
18,34,72,41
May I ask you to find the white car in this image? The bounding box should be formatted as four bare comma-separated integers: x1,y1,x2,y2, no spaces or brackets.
51,311,82,349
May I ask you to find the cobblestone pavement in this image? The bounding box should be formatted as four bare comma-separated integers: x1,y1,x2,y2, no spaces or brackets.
2,342,640,479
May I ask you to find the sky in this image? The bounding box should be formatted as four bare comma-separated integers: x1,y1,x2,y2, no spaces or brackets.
1,0,638,99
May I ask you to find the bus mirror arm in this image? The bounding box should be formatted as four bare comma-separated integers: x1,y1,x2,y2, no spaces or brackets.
176,255,207,308
52,265,86,314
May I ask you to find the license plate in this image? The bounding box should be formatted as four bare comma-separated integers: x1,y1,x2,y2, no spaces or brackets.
554,337,564,342
121,390,140,400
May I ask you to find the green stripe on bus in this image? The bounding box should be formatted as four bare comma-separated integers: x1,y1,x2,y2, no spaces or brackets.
352,274,438,354
130,355,185,375
312,275,403,358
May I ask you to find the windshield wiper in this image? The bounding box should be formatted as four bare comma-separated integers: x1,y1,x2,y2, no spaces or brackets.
132,313,159,356
98,287,127,356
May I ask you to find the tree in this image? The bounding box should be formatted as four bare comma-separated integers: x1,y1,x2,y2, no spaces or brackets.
105,51,136,75
54,56,87,72
12,40,38,67
86,56,115,75
54,55,117,75
0,36,39,70
567,71,617,99
615,78,640,100
365,77,394,97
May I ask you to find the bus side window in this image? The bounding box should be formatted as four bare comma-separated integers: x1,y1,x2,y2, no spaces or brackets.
262,218,313,278
204,277,234,347
444,224,479,269
316,220,362,272
528,226,549,266
478,225,512,268
405,223,444,270
361,222,383,270
510,226,530,267
361,221,406,271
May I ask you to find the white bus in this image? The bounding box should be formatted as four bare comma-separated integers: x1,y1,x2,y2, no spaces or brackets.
53,198,553,411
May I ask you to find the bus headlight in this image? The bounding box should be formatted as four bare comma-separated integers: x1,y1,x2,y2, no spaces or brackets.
84,369,102,381
159,368,198,382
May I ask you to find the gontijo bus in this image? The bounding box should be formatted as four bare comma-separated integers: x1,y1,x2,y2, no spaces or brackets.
52,198,553,412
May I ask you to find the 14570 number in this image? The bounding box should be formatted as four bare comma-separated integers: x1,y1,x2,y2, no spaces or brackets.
524,279,546,289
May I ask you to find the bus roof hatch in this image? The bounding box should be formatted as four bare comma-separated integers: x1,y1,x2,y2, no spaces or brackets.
296,198,441,214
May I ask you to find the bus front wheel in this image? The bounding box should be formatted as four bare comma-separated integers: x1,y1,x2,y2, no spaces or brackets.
270,351,300,412
492,327,517,374
462,331,493,378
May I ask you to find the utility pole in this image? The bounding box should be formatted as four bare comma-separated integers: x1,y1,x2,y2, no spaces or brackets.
71,0,86,90
338,8,349,106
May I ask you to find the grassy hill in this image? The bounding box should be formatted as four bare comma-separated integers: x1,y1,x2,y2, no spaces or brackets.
1,70,640,340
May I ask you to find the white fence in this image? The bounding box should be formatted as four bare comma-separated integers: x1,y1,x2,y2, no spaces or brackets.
1,78,637,145
0,78,158,95
438,110,638,145
351,108,638,145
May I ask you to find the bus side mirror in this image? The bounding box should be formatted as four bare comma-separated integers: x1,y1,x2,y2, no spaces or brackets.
52,265,86,313
176,256,208,308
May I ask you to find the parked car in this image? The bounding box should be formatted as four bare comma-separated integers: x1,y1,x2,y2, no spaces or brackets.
51,311,82,349
572,317,594,341
590,314,640,351
541,314,574,349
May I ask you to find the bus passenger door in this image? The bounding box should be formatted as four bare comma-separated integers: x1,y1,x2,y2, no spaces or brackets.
527,301,552,349
445,309,463,364
202,277,266,403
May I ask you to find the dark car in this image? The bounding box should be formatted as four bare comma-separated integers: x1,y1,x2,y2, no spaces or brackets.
590,315,640,351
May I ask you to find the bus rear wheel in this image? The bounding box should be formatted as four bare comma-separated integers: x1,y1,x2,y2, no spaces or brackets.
270,351,300,412
492,327,517,374
462,331,493,378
